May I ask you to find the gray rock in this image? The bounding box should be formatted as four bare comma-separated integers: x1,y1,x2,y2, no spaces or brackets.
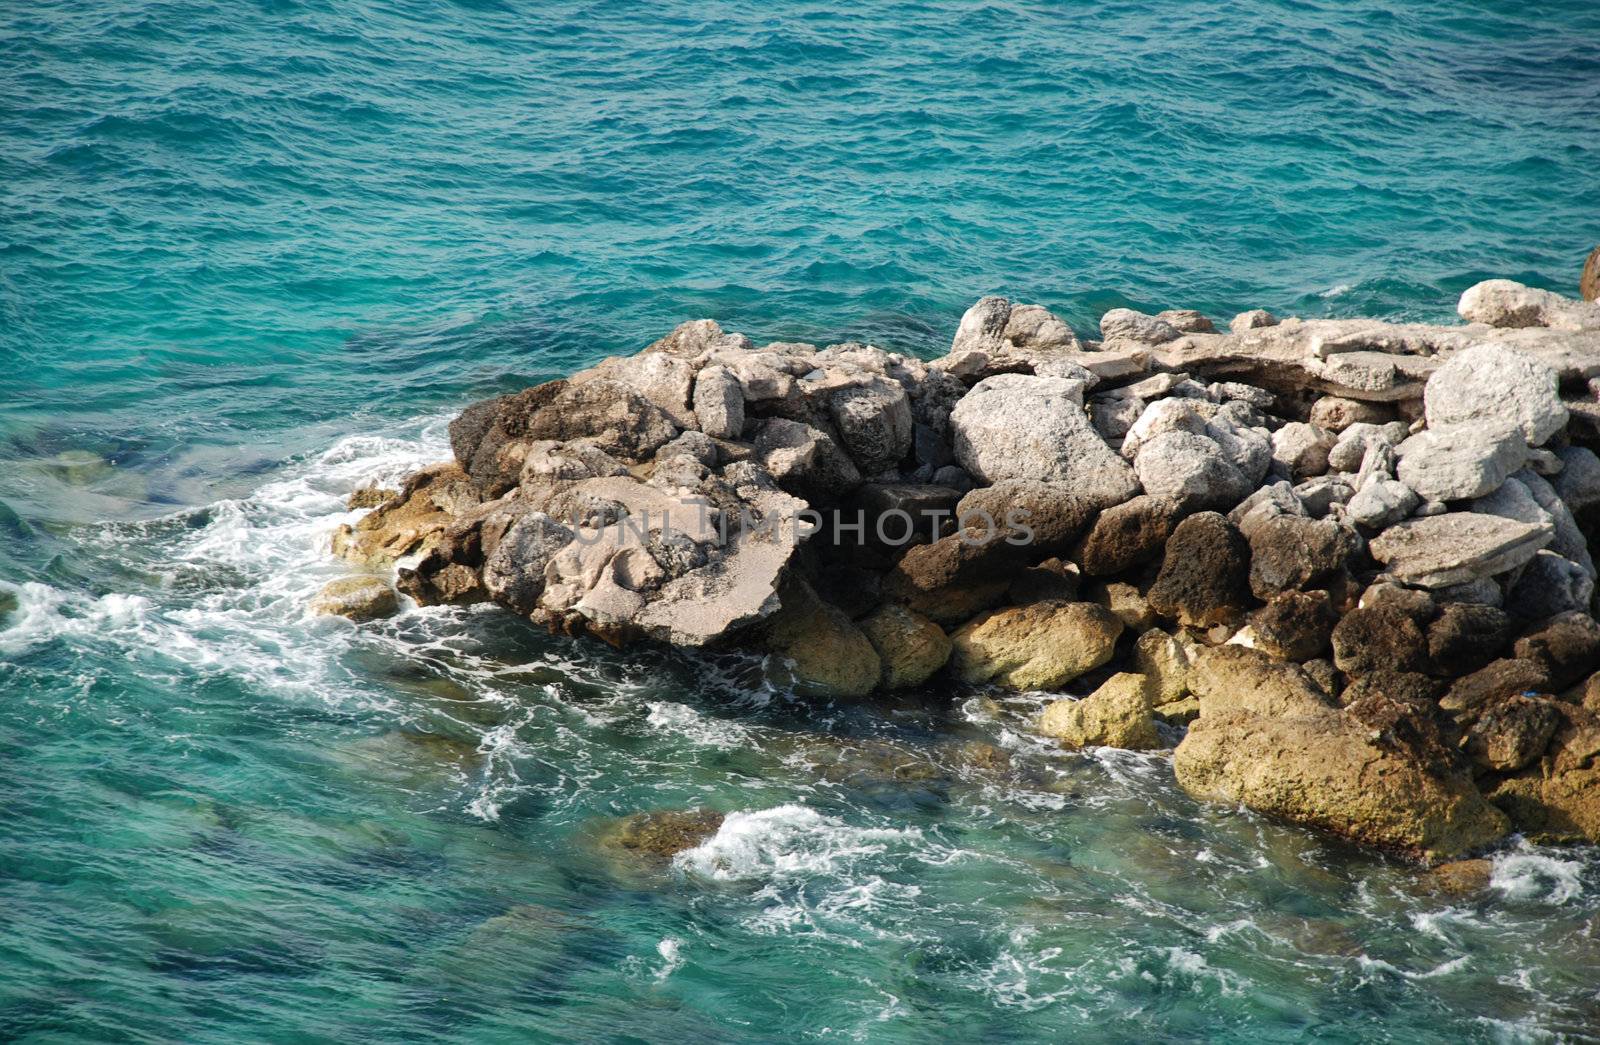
829,377,913,474
1100,308,1182,344
754,418,863,497
1395,423,1529,503
692,365,745,439
1423,342,1568,445
1157,309,1215,333
1294,475,1357,518
1134,431,1253,507
1347,475,1420,530
1121,397,1214,460
1230,309,1278,332
1090,394,1145,443
483,512,575,616
1554,446,1600,512
1327,423,1394,473
1004,303,1078,350
310,576,400,621
1458,279,1600,332
1210,381,1277,409
1369,512,1553,589
949,374,1139,505
1506,551,1595,620
1515,470,1596,578
1272,422,1335,479
1309,396,1394,433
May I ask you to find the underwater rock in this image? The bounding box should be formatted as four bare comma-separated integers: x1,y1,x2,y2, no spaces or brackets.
310,575,399,621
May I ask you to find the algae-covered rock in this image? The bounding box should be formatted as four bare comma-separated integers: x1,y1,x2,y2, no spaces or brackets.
760,580,882,699
310,576,400,621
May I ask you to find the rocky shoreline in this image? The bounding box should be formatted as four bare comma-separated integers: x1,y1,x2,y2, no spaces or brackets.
323,264,1600,866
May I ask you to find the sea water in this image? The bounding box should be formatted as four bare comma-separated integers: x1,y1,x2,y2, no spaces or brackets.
4,1,1600,1040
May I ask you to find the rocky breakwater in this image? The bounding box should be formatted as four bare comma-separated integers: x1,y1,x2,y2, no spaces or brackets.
326,272,1600,864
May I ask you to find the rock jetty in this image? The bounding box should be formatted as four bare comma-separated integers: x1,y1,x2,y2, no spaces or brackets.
329,272,1600,864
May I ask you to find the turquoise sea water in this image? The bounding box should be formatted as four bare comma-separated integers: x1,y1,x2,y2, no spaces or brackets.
5,1,1600,1040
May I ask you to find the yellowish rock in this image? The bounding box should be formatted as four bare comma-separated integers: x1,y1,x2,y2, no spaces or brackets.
1039,672,1161,750
761,580,881,698
859,604,951,690
951,601,1122,691
310,576,399,621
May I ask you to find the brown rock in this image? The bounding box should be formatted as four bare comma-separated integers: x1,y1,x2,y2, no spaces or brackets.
310,575,400,621
1072,495,1183,577
1440,658,1551,719
760,579,882,698
1426,603,1511,677
1488,704,1600,842
858,605,951,690
1039,673,1161,751
1513,612,1600,691
1187,645,1332,718
597,808,724,866
1247,515,1362,600
1466,696,1562,772
1147,512,1252,628
1332,606,1429,676
1175,699,1508,863
1094,581,1158,631
956,480,1099,555
1583,245,1600,302
1249,589,1334,661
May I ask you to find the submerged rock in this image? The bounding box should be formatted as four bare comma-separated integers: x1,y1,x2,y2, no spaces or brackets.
310,576,400,621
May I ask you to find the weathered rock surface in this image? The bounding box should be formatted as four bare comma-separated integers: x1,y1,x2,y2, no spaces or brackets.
1368,513,1552,589
859,604,951,690
949,374,1139,502
1423,341,1568,445
1039,673,1160,751
1147,513,1251,628
1176,690,1508,862
951,601,1122,691
311,576,400,621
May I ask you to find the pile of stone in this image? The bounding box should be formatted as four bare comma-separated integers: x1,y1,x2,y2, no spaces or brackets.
323,264,1600,864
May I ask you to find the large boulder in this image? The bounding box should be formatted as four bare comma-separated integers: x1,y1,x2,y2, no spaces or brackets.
1175,690,1509,863
948,374,1139,503
1457,279,1600,333
1394,423,1529,503
950,601,1123,691
1246,515,1361,599
1368,512,1552,589
955,481,1098,555
858,605,951,690
1038,673,1160,751
1134,431,1254,508
1332,606,1429,676
1422,342,1568,445
1488,704,1600,843
1512,612,1600,691
759,580,881,699
1147,512,1252,628
1072,495,1183,576
310,576,399,621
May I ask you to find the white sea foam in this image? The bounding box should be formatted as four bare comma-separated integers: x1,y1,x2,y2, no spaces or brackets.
0,580,155,656
645,701,751,750
676,804,923,882
1491,846,1586,905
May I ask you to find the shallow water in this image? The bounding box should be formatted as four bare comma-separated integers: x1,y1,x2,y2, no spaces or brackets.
5,1,1600,1040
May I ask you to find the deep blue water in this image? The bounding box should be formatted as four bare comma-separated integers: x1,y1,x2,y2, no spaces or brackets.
4,1,1600,1041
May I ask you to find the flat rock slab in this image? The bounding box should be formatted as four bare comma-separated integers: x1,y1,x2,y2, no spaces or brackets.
1369,512,1553,589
